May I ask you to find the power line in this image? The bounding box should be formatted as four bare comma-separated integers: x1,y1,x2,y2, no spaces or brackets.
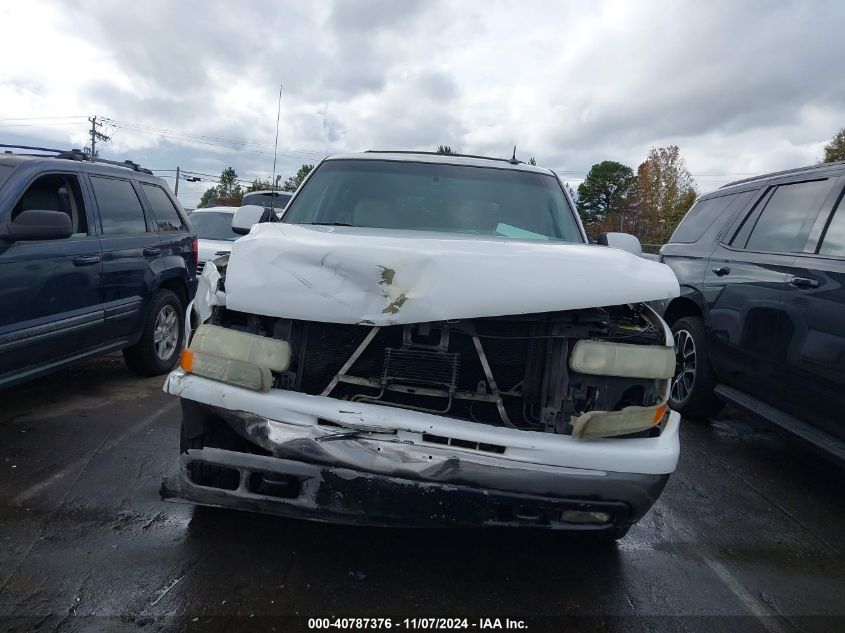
151,169,257,187
0,115,87,122
0,122,88,128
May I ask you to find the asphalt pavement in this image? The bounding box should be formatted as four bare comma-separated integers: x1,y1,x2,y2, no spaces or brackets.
1,355,843,633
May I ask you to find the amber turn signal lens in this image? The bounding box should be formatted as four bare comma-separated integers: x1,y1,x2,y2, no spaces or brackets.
653,403,668,424
180,349,194,372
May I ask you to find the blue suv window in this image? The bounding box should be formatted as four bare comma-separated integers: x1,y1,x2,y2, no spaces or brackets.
12,173,88,235
91,176,148,235
142,183,184,232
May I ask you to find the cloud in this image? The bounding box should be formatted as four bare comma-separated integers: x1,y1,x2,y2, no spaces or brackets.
2,0,845,206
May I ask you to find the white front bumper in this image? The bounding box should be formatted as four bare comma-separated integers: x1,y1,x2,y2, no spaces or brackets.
164,370,681,476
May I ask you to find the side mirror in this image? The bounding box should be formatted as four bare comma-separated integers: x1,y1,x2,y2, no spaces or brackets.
231,204,268,236
4,210,73,242
598,232,643,257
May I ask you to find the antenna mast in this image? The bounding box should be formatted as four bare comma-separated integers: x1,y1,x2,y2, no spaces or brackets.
269,84,283,219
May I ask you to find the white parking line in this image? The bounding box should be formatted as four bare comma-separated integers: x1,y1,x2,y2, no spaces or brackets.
698,553,789,633
658,506,789,632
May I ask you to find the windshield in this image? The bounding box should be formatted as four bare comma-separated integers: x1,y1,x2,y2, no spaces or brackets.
243,191,292,209
190,211,239,241
282,159,583,242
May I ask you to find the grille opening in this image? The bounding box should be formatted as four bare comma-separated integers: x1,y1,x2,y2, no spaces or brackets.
280,308,662,433
188,463,240,491
422,433,506,454
248,473,301,499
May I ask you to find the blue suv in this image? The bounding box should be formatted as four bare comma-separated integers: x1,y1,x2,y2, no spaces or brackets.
0,145,198,387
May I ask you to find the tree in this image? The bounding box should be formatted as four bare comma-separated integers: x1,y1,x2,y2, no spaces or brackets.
576,161,636,225
245,177,274,192
218,167,242,199
197,187,217,208
630,146,697,243
282,164,314,192
436,145,454,155
196,167,244,208
528,157,537,166
823,127,845,162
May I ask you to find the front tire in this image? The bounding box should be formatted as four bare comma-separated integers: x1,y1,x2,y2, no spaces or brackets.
123,289,184,376
669,316,722,420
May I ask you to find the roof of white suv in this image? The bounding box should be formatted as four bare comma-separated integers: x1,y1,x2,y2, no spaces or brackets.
192,206,239,214
326,151,556,176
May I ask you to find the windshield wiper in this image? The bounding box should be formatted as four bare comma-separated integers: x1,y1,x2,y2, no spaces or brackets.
308,221,356,227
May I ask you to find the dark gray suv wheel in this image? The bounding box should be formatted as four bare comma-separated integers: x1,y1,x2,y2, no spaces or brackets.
669,316,722,420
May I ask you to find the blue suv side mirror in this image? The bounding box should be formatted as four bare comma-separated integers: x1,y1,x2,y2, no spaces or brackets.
3,209,73,242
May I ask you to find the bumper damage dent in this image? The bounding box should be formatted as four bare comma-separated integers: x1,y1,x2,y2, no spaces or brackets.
162,371,680,530
162,446,664,530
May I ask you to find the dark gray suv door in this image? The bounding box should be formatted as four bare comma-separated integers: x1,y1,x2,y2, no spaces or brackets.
775,176,845,439
707,175,839,406
0,171,103,382
86,174,163,344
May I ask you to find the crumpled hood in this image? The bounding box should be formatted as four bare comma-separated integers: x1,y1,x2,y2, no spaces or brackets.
224,223,679,325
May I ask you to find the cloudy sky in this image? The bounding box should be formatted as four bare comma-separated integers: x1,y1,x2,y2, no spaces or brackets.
1,0,843,207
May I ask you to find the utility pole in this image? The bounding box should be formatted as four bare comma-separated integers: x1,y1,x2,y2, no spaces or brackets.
174,169,200,198
87,116,110,159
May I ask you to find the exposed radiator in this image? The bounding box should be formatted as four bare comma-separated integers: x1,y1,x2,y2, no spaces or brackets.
383,347,460,392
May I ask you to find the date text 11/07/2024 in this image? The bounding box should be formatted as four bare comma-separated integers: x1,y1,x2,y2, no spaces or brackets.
307,618,528,630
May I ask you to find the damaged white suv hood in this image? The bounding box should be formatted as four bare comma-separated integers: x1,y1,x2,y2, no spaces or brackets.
223,223,680,325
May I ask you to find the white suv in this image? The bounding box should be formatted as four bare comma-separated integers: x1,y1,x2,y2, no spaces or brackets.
188,206,239,273
162,151,680,540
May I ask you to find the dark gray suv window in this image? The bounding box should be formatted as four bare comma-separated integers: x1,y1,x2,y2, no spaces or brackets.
733,179,835,252
670,191,753,243
141,183,184,231
820,204,845,257
91,176,148,235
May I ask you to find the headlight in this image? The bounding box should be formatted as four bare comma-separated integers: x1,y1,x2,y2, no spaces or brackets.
571,399,668,439
569,340,674,379
180,324,290,391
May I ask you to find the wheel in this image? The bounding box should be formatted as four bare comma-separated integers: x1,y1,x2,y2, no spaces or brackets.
123,289,184,376
669,316,723,420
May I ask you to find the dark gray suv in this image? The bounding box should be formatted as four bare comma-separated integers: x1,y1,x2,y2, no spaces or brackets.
0,146,198,387
659,160,845,460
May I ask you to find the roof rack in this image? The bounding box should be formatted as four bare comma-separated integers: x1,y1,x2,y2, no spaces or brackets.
721,159,845,189
365,150,523,165
0,144,153,174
